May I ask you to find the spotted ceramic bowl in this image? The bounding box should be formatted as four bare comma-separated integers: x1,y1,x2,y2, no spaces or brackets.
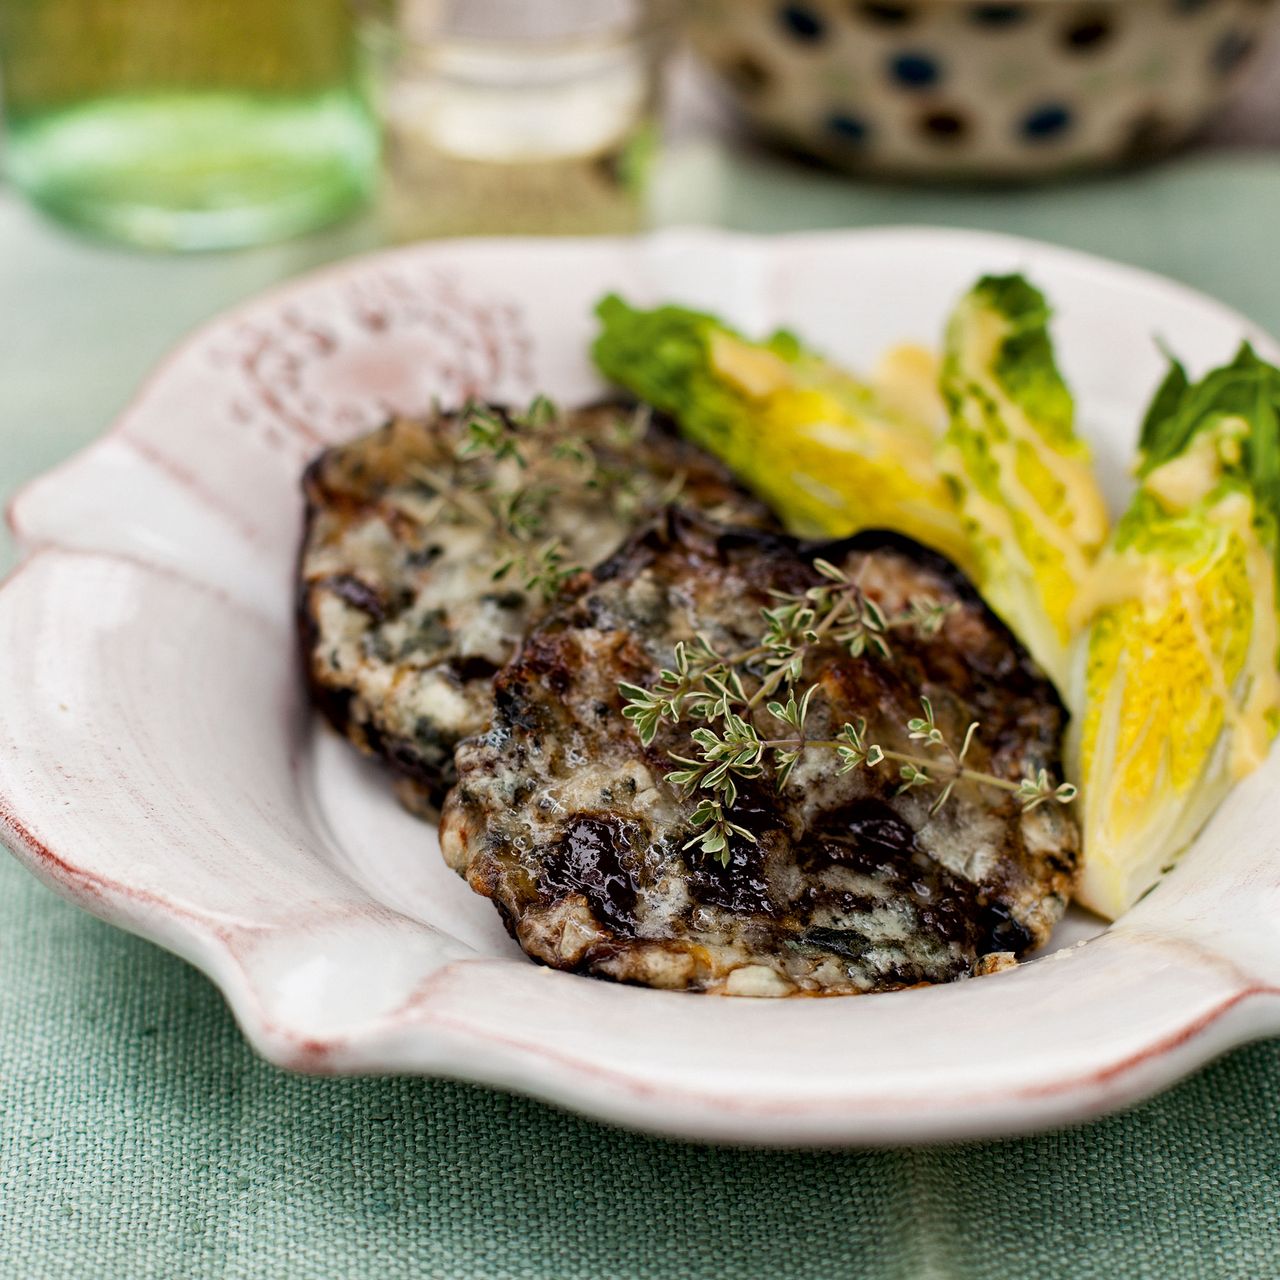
685,0,1277,178
4,228,1280,1145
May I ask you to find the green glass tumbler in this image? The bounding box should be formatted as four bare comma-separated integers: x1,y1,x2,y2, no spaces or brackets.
0,0,378,250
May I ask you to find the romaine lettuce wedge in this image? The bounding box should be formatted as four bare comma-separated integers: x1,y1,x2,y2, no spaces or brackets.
1070,343,1280,919
940,275,1109,687
592,295,977,573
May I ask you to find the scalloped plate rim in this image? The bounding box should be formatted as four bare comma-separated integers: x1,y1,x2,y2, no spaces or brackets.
4,225,1280,1147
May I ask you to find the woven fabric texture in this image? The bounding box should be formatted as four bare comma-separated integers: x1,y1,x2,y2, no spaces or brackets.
4,151,1280,1278
4,856,1279,1279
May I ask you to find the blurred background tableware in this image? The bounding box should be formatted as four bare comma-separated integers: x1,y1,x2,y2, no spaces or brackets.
364,0,670,241
0,0,378,250
683,0,1280,180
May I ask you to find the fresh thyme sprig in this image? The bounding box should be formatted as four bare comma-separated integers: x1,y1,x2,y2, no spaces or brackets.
618,564,1077,864
832,696,1076,816
619,633,753,744
621,561,950,754
454,394,559,465
403,396,675,601
658,693,1077,862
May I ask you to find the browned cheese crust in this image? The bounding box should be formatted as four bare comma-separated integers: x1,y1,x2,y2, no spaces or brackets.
441,511,1080,996
298,403,775,810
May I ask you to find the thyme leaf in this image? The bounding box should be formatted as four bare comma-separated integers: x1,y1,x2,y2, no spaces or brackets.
407,395,682,602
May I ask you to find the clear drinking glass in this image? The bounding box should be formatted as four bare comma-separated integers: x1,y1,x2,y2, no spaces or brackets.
365,0,669,241
0,0,378,250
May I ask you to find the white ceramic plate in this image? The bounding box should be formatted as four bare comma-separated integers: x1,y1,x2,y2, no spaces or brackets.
4,228,1280,1147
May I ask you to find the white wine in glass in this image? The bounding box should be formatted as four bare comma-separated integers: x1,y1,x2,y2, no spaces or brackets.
0,0,378,250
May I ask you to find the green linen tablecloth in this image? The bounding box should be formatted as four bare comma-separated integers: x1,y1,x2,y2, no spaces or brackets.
4,148,1280,1278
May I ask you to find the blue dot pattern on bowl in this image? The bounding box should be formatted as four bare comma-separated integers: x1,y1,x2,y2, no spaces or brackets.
703,0,1270,175
1212,30,1255,75
1021,104,1074,141
826,112,871,144
890,52,941,88
1062,16,1115,52
859,3,917,25
778,4,827,42
968,4,1028,26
